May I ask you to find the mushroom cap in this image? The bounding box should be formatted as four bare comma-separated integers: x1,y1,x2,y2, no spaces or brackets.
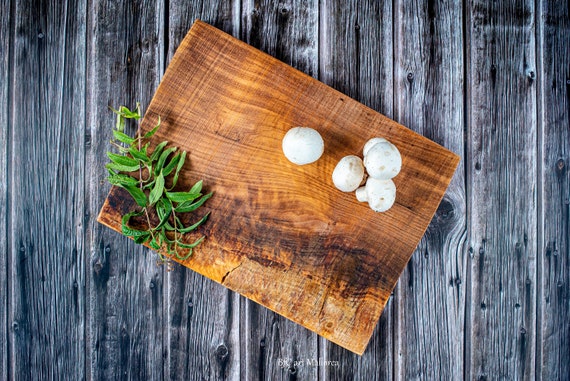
282,127,324,165
363,178,396,212
332,155,365,192
363,140,402,180
362,137,387,157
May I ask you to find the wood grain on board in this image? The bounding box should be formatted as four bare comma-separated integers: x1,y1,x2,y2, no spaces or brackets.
97,20,459,355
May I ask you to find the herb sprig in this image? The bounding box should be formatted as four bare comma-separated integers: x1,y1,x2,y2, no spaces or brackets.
106,103,212,264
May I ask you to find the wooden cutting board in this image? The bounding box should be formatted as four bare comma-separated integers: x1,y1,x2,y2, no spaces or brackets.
97,20,460,355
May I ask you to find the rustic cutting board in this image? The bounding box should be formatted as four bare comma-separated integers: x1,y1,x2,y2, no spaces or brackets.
98,20,459,355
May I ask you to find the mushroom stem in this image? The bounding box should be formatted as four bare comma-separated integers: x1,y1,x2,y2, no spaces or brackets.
355,186,368,202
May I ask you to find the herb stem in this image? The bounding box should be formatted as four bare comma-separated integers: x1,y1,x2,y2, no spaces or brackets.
172,208,179,253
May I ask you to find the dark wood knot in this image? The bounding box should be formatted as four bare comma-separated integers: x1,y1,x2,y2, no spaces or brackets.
215,344,229,362
435,197,456,226
555,158,566,177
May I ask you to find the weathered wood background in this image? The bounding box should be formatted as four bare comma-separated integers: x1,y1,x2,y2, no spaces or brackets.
0,0,568,380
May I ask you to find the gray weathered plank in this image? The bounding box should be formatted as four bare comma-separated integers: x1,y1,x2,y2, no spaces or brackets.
392,0,466,379
466,1,538,380
167,268,240,381
8,0,87,379
167,0,240,58
165,2,242,380
242,0,318,78
319,1,394,379
86,1,165,379
240,1,320,379
537,1,570,380
0,1,12,380
319,0,393,114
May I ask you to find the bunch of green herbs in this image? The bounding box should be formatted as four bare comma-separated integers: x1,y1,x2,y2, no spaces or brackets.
106,103,212,264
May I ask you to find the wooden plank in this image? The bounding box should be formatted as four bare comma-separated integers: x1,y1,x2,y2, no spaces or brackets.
466,1,538,380
319,0,394,115
167,0,240,62
392,0,467,379
97,20,459,355
241,0,318,78
0,1,12,379
165,2,242,380
318,0,395,378
240,1,320,380
85,1,165,379
537,1,570,380
8,0,87,379
167,268,240,380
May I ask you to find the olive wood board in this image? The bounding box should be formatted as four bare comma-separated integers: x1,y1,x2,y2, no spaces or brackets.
98,20,460,355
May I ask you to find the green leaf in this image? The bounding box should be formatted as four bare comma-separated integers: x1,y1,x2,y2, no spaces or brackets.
105,162,140,173
189,180,203,195
166,191,201,204
143,116,161,139
149,237,161,250
107,173,139,187
112,129,135,144
155,198,172,229
120,105,141,119
142,142,150,156
121,209,141,223
121,184,148,207
107,152,139,167
134,232,151,244
149,172,164,205
128,146,150,163
121,211,148,239
175,192,213,213
170,151,186,189
159,229,174,243
162,220,176,231
116,113,125,132
150,141,168,162
178,212,210,233
154,147,177,175
176,236,205,249
162,153,181,177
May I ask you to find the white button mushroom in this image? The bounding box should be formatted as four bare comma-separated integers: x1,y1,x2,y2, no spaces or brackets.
363,138,402,180
282,127,324,165
332,155,365,192
355,178,397,212
362,137,387,157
